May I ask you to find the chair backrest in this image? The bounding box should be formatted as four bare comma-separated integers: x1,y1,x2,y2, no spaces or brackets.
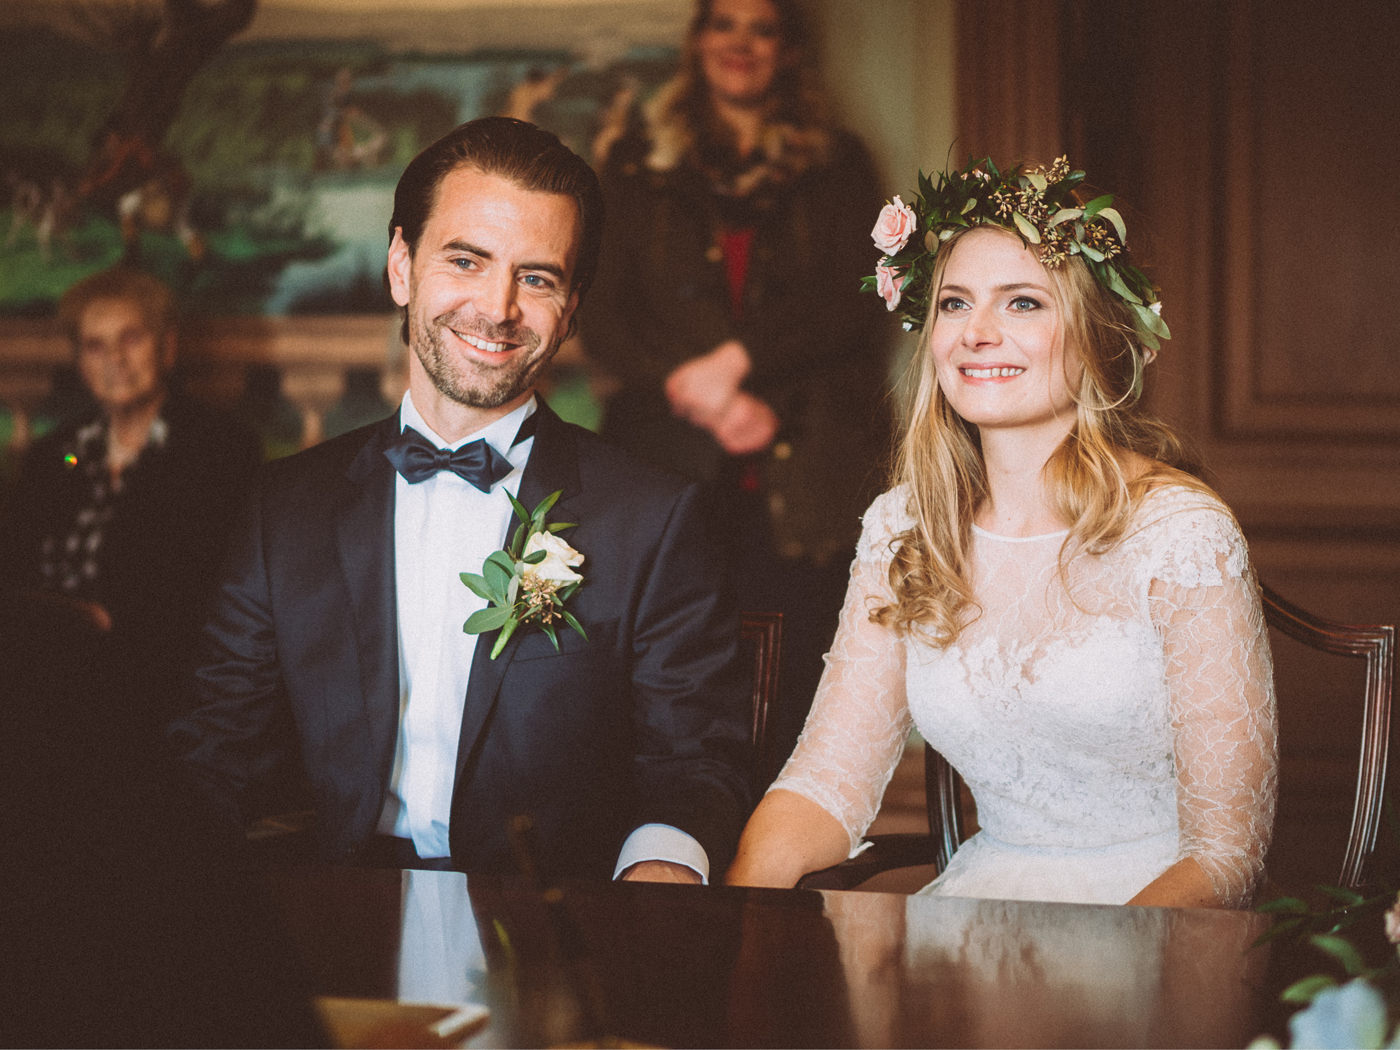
740,611,784,792
1260,584,1395,891
923,745,967,873
922,584,1396,892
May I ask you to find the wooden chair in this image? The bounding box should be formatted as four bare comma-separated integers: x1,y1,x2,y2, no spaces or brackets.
1261,585,1394,892
799,584,1396,894
740,611,785,793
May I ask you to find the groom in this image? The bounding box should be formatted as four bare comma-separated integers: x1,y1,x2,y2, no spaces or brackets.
171,118,752,883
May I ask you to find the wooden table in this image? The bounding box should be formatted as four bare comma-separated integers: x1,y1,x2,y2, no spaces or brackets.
264,866,1279,1048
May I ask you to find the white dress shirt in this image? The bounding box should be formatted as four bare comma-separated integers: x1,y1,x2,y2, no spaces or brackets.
376,392,707,880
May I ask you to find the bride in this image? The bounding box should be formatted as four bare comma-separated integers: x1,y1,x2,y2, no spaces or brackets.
725,158,1278,908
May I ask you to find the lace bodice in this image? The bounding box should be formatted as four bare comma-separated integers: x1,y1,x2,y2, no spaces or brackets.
771,485,1278,907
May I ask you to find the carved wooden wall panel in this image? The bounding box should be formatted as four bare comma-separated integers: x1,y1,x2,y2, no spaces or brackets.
1220,2,1400,441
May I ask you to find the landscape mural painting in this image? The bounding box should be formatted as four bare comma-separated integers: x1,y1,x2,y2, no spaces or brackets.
0,0,686,319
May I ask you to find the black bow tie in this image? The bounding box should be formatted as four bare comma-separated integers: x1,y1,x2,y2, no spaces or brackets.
383,412,539,492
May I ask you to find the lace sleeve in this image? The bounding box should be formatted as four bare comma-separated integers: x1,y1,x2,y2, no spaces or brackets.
768,490,914,855
1143,492,1279,907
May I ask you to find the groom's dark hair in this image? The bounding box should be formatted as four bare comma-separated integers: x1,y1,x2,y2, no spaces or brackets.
389,116,604,299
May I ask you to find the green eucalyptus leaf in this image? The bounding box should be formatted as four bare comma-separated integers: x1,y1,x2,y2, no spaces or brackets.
1027,170,1047,192
960,197,977,215
522,549,547,564
1132,303,1170,339
1049,207,1082,227
1280,974,1337,1005
483,552,515,598
1316,885,1368,907
509,521,527,558
507,574,520,606
481,571,510,604
507,490,530,525
1081,193,1114,220
459,572,494,601
1079,242,1106,263
1096,205,1128,244
1309,933,1367,975
464,605,512,634
1011,212,1040,244
485,550,517,575
1104,267,1143,305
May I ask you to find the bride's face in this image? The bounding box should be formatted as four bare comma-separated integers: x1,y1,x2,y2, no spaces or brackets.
928,228,1083,439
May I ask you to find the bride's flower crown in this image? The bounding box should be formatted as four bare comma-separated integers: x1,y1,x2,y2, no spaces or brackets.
864,155,1171,353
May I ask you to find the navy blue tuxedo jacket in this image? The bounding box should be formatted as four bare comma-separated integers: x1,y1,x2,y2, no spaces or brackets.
173,401,752,879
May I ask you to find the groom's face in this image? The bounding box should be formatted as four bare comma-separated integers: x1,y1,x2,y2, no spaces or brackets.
387,165,581,428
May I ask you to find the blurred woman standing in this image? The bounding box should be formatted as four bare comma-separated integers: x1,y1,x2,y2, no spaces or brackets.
582,0,892,781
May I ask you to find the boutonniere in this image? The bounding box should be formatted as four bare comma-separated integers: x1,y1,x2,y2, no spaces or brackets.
460,490,587,659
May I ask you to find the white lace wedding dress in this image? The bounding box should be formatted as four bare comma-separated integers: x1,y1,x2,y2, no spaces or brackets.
771,484,1278,907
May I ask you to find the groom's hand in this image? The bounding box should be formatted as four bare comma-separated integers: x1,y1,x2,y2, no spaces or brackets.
620,860,703,884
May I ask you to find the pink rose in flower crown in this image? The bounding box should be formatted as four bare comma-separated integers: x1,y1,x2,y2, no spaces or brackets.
875,263,905,312
871,195,917,255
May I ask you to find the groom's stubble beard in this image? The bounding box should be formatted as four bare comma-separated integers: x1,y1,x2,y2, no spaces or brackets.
409,307,561,411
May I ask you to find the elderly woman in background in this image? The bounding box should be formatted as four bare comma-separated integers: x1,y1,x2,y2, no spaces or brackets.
582,0,892,782
726,157,1278,908
0,267,260,734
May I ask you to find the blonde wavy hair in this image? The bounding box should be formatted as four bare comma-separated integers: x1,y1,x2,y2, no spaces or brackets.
873,226,1208,644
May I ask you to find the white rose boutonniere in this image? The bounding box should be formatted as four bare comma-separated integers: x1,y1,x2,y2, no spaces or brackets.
460,490,587,659
521,530,583,587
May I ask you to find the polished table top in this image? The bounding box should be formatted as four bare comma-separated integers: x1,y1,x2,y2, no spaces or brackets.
263,865,1279,1049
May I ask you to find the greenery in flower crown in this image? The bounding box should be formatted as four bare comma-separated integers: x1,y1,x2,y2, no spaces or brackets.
863,155,1171,352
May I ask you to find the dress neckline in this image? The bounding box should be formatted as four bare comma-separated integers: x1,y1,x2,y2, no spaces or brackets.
971,523,1070,543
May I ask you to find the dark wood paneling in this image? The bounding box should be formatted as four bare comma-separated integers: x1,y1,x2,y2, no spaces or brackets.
1229,2,1400,438
954,0,1069,164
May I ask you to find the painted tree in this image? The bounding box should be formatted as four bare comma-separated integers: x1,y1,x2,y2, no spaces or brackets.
70,0,257,258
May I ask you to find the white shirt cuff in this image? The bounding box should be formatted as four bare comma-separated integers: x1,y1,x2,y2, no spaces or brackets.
612,823,710,883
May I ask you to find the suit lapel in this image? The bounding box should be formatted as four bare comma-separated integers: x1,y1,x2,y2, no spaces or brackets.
455,400,581,777
336,415,401,739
